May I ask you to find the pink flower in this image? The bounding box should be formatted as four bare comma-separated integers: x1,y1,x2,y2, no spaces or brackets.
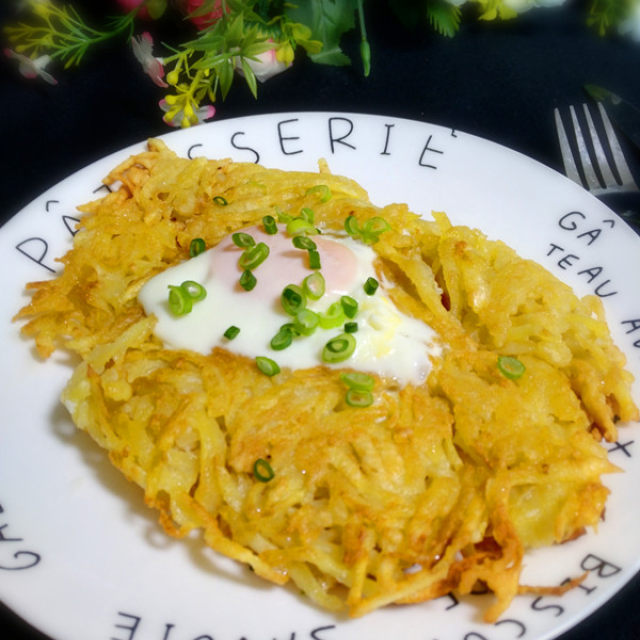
237,46,292,83
159,98,215,128
183,0,226,30
3,48,57,85
131,32,167,87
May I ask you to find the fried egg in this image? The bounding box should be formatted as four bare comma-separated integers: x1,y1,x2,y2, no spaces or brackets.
138,224,441,385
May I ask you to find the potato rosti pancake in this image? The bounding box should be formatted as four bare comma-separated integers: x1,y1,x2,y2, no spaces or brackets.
15,139,638,622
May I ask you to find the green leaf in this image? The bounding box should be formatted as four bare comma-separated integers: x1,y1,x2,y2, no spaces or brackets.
285,0,358,66
240,57,258,97
145,0,167,20
426,0,461,37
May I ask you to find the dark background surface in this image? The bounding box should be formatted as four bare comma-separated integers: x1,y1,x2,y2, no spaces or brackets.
1,1,640,638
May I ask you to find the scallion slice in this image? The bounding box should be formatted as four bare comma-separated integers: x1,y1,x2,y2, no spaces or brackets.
294,309,320,336
340,371,375,391
319,302,345,329
224,325,240,340
239,270,257,291
181,280,207,301
340,295,358,319
303,272,325,300
256,356,280,377
292,236,317,251
300,207,315,224
213,195,228,206
232,232,255,248
497,355,526,380
189,237,206,257
263,215,278,235
344,215,360,237
345,389,373,408
168,285,193,316
281,284,306,316
305,184,332,202
308,249,321,270
364,277,379,296
344,321,358,333
270,325,294,351
239,242,270,270
286,217,316,236
253,458,275,482
322,333,356,363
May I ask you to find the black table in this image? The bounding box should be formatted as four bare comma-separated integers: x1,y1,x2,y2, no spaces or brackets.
2,2,640,639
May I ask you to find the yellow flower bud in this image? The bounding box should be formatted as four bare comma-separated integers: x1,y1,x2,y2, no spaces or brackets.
164,94,177,105
184,102,194,118
181,116,190,128
166,70,179,85
276,43,294,65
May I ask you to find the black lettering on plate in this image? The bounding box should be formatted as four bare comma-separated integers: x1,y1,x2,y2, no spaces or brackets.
45,199,59,212
577,228,601,245
188,143,204,159
444,592,459,609
162,623,176,640
328,117,356,153
531,596,564,617
93,184,112,195
381,124,394,155
593,280,618,298
581,554,621,578
558,211,586,231
0,523,21,542
577,265,603,283
547,243,564,256
463,633,489,640
0,550,41,571
277,118,303,156
622,318,640,333
63,215,81,236
557,253,580,270
418,135,444,169
192,635,214,640
494,618,526,638
230,131,260,164
451,129,458,137
310,625,336,640
15,237,55,273
111,612,141,640
608,439,634,457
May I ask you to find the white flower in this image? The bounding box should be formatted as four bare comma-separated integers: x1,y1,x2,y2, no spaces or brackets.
3,48,57,85
618,1,640,41
131,32,168,88
237,46,291,83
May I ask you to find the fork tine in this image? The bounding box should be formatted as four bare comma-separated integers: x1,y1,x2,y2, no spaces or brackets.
582,104,618,187
597,102,639,191
554,107,584,188
569,105,601,190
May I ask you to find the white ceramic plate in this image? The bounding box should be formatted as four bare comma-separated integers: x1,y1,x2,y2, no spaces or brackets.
2,113,640,640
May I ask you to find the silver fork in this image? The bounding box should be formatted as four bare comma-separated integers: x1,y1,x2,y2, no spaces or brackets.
553,102,638,195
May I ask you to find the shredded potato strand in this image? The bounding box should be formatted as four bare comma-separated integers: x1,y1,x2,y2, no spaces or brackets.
15,140,638,622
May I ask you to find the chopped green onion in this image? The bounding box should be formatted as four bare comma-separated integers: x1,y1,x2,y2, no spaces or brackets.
263,215,278,234
213,196,228,206
345,389,373,408
322,333,356,363
281,284,306,316
232,232,255,248
224,325,240,340
363,217,391,236
253,457,275,482
344,215,360,237
239,270,257,291
256,356,280,377
180,280,207,301
276,208,292,223
305,185,332,202
340,295,358,319
294,309,320,336
344,321,358,333
303,272,325,300
168,285,193,316
364,277,379,296
292,236,317,251
300,207,315,224
340,371,375,391
239,242,270,270
286,217,316,236
497,355,526,380
308,249,321,270
189,238,206,257
319,302,345,329
270,325,294,351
